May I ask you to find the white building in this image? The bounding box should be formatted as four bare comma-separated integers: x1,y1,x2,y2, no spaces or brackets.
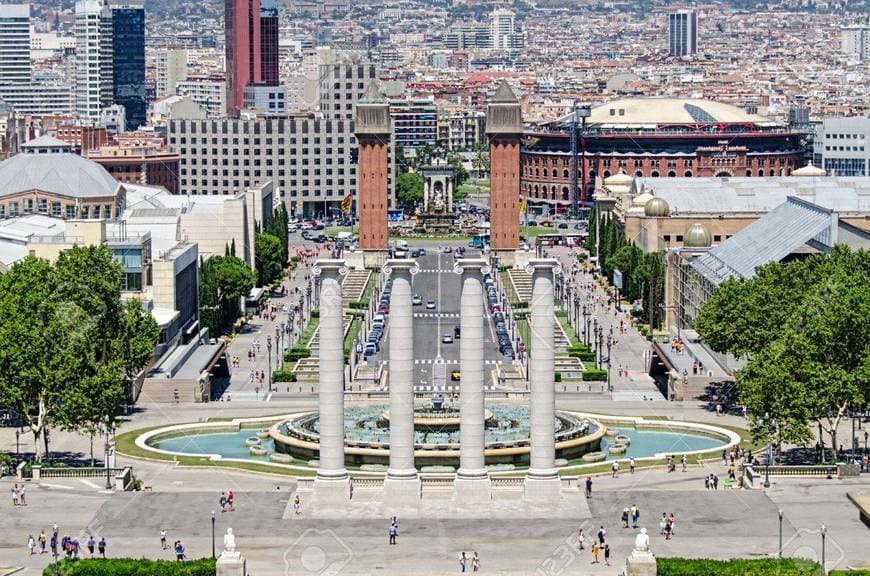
175,78,225,118
490,8,520,50
0,4,31,84
75,0,113,122
156,48,188,98
841,25,870,60
813,117,870,176
0,83,74,116
668,9,698,58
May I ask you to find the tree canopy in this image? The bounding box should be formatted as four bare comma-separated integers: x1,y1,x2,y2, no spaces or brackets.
200,255,255,337
696,246,870,455
396,172,424,208
0,246,159,459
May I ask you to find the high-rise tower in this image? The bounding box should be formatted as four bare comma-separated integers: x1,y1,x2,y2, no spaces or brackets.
0,4,31,85
110,4,145,128
75,0,113,122
259,0,278,86
486,81,522,254
225,0,262,116
668,9,698,57
354,81,390,255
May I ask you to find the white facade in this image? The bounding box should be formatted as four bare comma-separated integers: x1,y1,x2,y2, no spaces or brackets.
243,84,287,117
489,8,515,50
841,25,870,60
0,83,74,116
0,4,31,84
813,117,870,177
75,0,112,122
175,78,225,118
156,48,188,98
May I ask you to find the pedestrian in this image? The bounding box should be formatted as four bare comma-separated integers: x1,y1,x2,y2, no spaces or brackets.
590,540,600,564
38,530,46,554
459,551,467,573
175,540,185,561
227,490,235,511
713,475,719,490
611,460,619,477
704,475,710,490
471,551,480,572
98,538,106,558
629,457,636,474
721,450,727,465
597,525,606,545
87,536,95,555
388,519,397,545
577,528,585,551
604,543,611,566
668,513,676,535
631,504,639,529
11,484,18,506
622,508,630,528
659,513,667,535
293,494,301,515
50,533,57,558
219,492,228,512
28,535,35,555
664,519,672,540
160,529,167,550
681,454,688,472
585,476,592,498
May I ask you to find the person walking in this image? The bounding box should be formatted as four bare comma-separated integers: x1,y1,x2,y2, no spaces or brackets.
631,504,639,529
219,492,227,513
629,457,636,474
160,529,167,550
611,460,619,478
585,476,592,498
660,513,667,535
604,543,611,566
11,484,19,506
597,525,606,545
174,540,185,561
18,485,25,506
621,508,630,528
27,535,35,555
577,528,585,551
471,551,480,572
681,454,688,472
86,536,95,556
459,551,467,573
38,531,46,554
227,490,235,511
98,538,106,558
293,494,301,515
50,533,58,558
590,540,600,564
388,519,398,545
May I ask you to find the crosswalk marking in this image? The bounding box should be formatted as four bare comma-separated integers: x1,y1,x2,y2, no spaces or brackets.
413,359,502,365
412,312,459,318
413,385,497,392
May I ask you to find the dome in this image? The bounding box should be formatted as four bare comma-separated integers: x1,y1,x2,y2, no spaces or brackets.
792,164,827,177
644,196,670,217
604,170,634,187
632,191,655,207
684,223,712,248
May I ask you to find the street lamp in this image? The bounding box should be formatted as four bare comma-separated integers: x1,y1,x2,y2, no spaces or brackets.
763,412,772,488
266,336,273,392
606,334,613,391
211,510,216,559
15,428,20,457
582,305,590,346
104,418,112,490
821,524,827,575
275,325,281,369
778,509,783,558
570,102,592,219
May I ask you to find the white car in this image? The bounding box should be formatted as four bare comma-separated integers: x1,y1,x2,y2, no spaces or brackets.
441,334,454,344
426,300,436,310
412,294,423,306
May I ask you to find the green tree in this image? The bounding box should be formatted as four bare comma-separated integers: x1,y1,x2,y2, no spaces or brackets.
255,232,284,287
451,158,470,189
200,255,256,336
396,172,424,208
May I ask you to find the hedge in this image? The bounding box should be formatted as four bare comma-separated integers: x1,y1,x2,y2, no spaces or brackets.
582,369,607,381
348,300,368,310
290,255,301,263
273,368,297,382
285,346,311,362
45,558,216,576
657,558,822,576
568,350,596,361
554,372,562,382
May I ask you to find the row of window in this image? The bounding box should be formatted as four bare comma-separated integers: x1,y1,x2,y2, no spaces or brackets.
172,136,352,146
181,149,350,162
0,201,114,219
824,146,866,152
178,180,356,196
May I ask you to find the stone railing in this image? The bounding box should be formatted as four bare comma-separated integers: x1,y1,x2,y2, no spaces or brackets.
31,466,135,491
491,477,524,488
743,464,837,481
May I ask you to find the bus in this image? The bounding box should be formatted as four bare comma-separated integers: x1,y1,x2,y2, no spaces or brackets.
469,234,490,249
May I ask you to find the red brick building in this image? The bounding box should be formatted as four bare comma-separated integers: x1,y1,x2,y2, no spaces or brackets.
87,144,181,194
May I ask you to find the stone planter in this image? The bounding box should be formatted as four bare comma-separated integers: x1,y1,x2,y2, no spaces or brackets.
582,451,606,463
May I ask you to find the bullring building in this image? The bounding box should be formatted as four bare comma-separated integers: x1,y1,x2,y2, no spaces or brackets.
521,98,805,213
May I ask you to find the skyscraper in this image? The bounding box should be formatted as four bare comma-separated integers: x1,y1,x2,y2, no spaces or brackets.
259,0,278,86
668,9,698,58
0,4,31,85
75,0,113,122
490,8,520,50
110,4,145,128
225,0,262,116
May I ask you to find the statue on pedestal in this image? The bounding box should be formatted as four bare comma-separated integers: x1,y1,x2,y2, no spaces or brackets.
626,527,657,576
222,528,238,557
216,527,246,576
634,527,650,552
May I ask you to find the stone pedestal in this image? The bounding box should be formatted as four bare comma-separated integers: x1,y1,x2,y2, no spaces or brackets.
216,552,246,576
512,249,531,269
523,476,562,503
345,250,365,271
383,476,422,507
452,476,492,505
626,550,657,576
312,476,351,506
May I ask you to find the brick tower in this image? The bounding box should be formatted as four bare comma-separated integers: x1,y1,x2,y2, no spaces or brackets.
355,81,390,256
487,81,522,255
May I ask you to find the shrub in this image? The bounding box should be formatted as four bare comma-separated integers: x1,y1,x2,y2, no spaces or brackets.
45,558,216,576
576,253,587,262
510,301,529,309
582,369,607,381
348,300,368,310
285,347,310,362
657,558,822,576
568,350,596,361
310,309,320,319
554,372,562,382
273,368,297,382
290,255,301,263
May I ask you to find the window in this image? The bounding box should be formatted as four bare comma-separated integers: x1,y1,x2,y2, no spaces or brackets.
66,205,76,219
38,198,48,213
10,202,20,216
23,199,33,214
51,202,61,217
0,204,5,218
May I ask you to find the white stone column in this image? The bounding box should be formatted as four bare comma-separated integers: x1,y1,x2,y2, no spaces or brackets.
525,258,562,502
452,258,492,503
312,259,350,504
383,259,421,504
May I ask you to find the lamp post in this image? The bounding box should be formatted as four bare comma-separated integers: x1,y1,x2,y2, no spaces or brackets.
582,305,590,346
778,509,783,558
275,325,281,369
211,510,216,559
596,326,603,370
15,428,19,457
763,412,771,489
104,418,112,490
266,336,273,392
821,524,827,575
606,334,613,391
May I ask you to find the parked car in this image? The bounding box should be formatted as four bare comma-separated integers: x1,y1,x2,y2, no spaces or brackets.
451,370,461,381
557,222,569,229
454,325,461,339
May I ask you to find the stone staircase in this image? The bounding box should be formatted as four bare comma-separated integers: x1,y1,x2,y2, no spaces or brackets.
307,315,352,355
507,269,532,302
293,357,320,383
342,270,371,306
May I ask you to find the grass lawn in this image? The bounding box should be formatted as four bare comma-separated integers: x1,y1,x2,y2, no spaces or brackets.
299,316,320,348
517,317,531,352
556,311,579,345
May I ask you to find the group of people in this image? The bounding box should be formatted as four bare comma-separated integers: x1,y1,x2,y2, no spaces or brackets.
25,524,105,559
219,490,236,512
590,525,611,565
458,550,480,572
659,512,677,540
10,483,26,506
665,454,688,473
621,504,641,529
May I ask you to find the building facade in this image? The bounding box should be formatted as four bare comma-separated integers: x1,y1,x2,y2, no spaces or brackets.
841,25,870,60
225,0,262,116
813,116,870,176
520,98,805,211
156,48,188,99
259,0,279,86
87,144,181,194
75,0,113,122
110,4,145,129
389,97,437,150
0,4,31,85
0,83,74,116
668,10,697,57
176,78,226,118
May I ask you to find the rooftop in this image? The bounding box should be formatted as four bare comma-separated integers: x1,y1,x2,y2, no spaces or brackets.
0,153,121,199
586,98,774,127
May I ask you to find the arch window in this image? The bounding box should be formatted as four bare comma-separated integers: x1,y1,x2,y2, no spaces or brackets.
758,170,764,176
684,171,692,177
650,170,659,177
562,186,569,200
667,171,676,177
563,169,569,178
635,170,643,177
603,170,611,178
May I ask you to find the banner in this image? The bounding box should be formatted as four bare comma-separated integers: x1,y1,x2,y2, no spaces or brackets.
340,194,352,214
519,197,527,214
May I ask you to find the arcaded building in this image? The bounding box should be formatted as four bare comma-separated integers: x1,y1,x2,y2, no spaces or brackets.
521,98,805,212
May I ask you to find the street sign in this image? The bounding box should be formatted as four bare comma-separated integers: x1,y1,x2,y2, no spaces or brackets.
613,269,623,290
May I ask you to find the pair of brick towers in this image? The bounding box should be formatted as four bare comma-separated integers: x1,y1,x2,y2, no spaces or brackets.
354,80,522,259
